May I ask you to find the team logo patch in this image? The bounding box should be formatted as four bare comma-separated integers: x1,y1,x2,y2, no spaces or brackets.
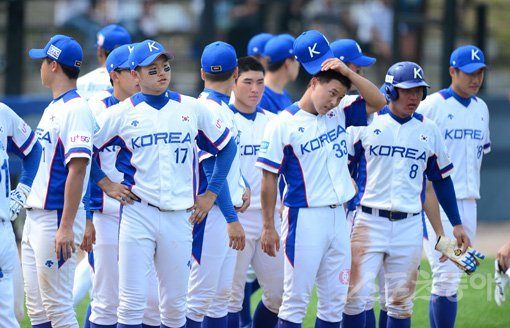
211,65,222,72
182,115,190,122
45,260,54,268
373,129,382,135
131,120,140,127
298,127,305,133
47,45,62,60
260,141,269,153
454,249,462,256
74,60,82,68
339,269,350,285
420,134,428,142
327,111,335,118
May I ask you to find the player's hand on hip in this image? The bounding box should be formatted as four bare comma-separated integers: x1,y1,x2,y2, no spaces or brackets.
80,220,96,252
227,220,246,251
453,224,471,253
100,179,137,205
55,225,75,262
261,226,280,257
188,190,217,225
236,188,251,213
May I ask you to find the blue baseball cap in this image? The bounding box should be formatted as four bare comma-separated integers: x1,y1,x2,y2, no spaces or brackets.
330,39,376,67
263,34,295,64
97,24,132,51
29,34,83,70
247,33,273,56
129,40,173,70
294,30,334,75
106,44,135,73
450,45,487,73
201,41,238,74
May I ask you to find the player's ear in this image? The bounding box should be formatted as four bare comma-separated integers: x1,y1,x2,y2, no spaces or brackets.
130,69,140,83
200,68,206,82
449,66,457,79
232,67,239,80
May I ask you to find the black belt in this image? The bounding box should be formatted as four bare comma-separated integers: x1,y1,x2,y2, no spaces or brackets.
329,204,340,209
134,198,175,212
361,206,419,221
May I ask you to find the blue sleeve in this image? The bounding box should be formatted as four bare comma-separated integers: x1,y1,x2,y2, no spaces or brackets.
90,156,106,184
206,138,236,195
18,141,42,187
201,156,238,223
344,97,368,127
431,176,461,226
82,181,93,220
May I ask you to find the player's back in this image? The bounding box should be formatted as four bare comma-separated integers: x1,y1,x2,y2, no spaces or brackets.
77,67,111,100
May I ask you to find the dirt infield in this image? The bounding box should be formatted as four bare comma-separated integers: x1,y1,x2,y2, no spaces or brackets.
475,221,510,256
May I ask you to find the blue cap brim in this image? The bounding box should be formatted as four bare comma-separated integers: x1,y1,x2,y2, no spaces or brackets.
29,48,47,59
138,52,173,67
458,63,487,74
351,55,376,67
302,49,335,75
395,80,430,89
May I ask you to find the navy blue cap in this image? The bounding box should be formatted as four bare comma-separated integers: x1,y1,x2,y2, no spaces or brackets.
201,41,238,74
129,40,173,70
263,34,295,64
29,34,83,70
450,45,487,73
247,33,273,56
97,24,132,51
106,44,135,73
293,30,334,75
330,39,376,67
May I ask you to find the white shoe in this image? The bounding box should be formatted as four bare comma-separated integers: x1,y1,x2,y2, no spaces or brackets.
494,260,509,306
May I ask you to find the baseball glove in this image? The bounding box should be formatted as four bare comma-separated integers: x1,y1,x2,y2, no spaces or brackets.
435,235,485,275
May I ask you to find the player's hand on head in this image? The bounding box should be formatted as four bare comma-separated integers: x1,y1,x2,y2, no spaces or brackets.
80,220,96,252
453,224,471,253
321,58,351,76
227,220,245,251
188,190,217,225
261,226,280,257
55,225,76,261
236,188,251,213
9,183,31,221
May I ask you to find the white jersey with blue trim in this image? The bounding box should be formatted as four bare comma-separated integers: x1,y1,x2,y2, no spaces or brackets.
231,105,276,210
198,89,246,207
256,102,367,208
93,91,232,211
348,107,453,214
417,87,490,199
88,95,123,214
26,89,94,210
0,103,38,219
77,67,111,100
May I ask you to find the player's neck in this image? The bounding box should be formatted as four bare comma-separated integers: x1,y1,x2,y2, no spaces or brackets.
450,84,472,99
50,78,77,99
265,73,287,94
204,81,233,97
233,100,256,114
298,89,317,115
113,88,130,102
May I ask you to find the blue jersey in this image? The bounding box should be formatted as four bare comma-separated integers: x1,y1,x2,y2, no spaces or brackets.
259,86,292,114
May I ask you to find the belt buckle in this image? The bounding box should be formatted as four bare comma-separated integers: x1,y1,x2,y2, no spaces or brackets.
329,204,338,209
388,211,396,221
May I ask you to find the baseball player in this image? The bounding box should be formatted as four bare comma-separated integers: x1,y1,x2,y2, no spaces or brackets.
23,34,95,328
495,240,510,306
342,61,476,328
93,39,237,328
186,41,247,328
258,34,300,114
247,32,273,69
330,39,376,77
0,102,41,328
417,45,491,328
77,24,131,100
256,29,381,328
224,56,283,328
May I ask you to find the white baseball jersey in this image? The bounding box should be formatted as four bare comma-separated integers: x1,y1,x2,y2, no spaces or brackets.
26,89,94,210
198,88,246,207
231,105,276,210
77,67,112,100
256,102,367,207
88,95,124,214
417,87,490,199
348,106,453,214
93,91,231,210
0,103,38,218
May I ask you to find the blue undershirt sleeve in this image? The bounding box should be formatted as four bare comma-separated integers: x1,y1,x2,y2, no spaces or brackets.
206,138,236,195
90,156,106,184
431,176,462,226
18,141,42,187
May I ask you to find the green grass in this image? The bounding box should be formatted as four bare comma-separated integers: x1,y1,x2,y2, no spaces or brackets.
21,257,510,327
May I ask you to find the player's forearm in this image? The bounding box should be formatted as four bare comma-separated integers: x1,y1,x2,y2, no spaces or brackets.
61,158,88,229
344,71,386,114
432,177,462,227
19,141,42,187
261,170,278,229
424,180,445,237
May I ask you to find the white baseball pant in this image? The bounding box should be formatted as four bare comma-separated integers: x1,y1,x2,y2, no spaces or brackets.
0,219,21,328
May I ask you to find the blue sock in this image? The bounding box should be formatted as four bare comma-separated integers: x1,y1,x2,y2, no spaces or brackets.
252,301,278,328
227,312,240,328
315,317,340,328
186,317,202,328
117,324,142,328
378,310,387,328
32,322,52,328
386,317,410,328
142,325,159,328
203,315,228,328
249,280,260,295
240,284,252,327
430,293,457,328
429,296,437,328
84,303,92,328
91,323,117,328
365,309,376,328
342,312,365,328
278,319,301,328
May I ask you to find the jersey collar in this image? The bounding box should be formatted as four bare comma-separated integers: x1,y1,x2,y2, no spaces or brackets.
229,104,263,121
447,86,473,108
203,88,230,106
130,90,181,110
52,89,80,104
380,106,414,124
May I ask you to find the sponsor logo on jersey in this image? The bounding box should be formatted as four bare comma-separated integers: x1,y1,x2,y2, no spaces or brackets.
70,134,90,143
131,120,139,127
298,127,305,133
260,141,269,153
373,129,381,135
448,114,454,120
300,124,346,155
45,260,54,268
444,129,483,140
131,132,192,149
368,145,427,161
